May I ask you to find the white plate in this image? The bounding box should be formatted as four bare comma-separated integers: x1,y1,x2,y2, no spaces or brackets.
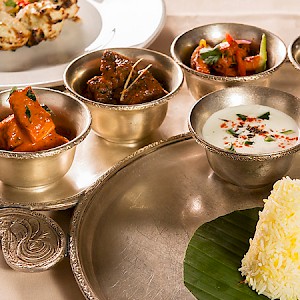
0,0,166,89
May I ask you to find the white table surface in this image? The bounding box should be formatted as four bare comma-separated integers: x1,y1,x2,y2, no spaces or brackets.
2,1,300,299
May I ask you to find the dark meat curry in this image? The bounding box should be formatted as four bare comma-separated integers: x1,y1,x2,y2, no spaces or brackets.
85,50,168,105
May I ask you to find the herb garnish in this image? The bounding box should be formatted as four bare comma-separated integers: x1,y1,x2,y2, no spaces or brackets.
9,87,17,95
42,104,52,114
245,141,254,146
226,128,239,138
26,88,36,101
25,105,31,120
236,113,247,121
200,47,222,65
225,143,235,152
280,130,295,135
120,58,152,103
258,112,270,120
7,87,17,101
264,135,276,142
4,0,16,7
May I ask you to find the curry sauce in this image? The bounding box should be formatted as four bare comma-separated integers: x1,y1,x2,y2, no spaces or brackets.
0,87,69,152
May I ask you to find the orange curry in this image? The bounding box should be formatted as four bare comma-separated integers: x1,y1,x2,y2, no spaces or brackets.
0,86,69,152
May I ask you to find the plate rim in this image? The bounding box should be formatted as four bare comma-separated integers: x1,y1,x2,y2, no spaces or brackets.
69,132,192,300
0,0,166,89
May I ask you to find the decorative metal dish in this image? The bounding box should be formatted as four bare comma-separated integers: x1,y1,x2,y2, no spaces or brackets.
0,208,66,272
68,133,300,299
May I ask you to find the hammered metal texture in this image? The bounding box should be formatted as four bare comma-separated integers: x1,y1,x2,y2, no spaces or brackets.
0,208,66,272
68,133,300,300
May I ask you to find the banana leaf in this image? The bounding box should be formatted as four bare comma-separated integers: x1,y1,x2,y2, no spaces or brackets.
184,208,269,299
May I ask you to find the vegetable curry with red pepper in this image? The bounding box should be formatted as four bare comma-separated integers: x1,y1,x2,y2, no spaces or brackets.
190,33,267,77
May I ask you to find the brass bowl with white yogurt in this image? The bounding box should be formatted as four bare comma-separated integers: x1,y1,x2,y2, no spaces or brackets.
188,86,300,188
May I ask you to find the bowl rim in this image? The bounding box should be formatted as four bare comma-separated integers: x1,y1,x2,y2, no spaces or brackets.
63,47,184,111
0,87,92,159
288,35,300,71
188,86,300,161
170,22,287,83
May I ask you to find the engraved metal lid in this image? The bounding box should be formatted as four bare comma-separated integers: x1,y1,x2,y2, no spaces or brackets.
0,208,66,272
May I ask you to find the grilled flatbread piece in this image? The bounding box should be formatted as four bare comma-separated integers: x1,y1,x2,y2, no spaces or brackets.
0,11,29,50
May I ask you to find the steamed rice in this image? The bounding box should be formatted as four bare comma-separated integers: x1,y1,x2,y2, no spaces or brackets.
239,177,300,300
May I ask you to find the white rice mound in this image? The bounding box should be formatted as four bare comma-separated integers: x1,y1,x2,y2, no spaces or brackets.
239,176,300,300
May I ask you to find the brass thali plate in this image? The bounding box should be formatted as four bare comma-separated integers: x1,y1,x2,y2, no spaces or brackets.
69,133,300,299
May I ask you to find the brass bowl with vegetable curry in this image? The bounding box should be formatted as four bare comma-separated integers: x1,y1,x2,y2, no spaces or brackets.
170,23,287,99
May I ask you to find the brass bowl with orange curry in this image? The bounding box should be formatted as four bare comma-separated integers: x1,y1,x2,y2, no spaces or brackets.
0,87,91,188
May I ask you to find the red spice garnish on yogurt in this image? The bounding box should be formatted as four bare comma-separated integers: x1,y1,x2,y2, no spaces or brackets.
202,105,300,154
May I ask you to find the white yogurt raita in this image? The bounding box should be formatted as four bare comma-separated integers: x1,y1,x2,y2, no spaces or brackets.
202,104,300,154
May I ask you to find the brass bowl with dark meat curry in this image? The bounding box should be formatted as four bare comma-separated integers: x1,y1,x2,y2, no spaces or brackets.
64,48,184,144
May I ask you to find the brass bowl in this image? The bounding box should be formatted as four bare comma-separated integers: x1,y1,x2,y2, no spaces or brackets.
170,23,287,99
188,86,300,188
63,47,184,144
288,35,300,71
0,88,91,188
